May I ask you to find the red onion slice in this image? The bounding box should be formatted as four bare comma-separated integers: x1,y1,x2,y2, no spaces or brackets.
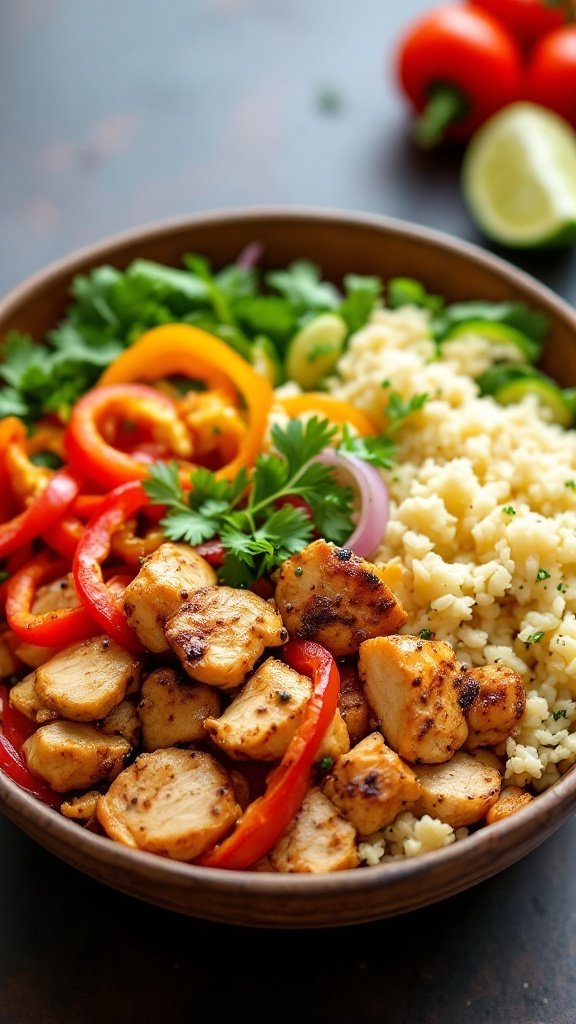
316,448,390,559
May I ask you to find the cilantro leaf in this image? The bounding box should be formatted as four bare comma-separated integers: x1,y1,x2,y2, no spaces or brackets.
266,261,340,314
383,389,429,432
387,278,444,313
143,418,354,585
338,275,382,333
338,425,397,469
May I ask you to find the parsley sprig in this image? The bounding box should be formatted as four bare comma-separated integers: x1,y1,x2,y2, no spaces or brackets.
143,417,355,587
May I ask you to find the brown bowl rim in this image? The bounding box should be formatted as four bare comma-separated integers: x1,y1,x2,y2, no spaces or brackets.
1,205,575,914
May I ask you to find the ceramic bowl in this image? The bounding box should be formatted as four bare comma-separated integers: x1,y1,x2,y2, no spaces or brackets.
1,208,575,928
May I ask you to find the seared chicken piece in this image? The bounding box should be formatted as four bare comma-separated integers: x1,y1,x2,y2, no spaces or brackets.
13,642,57,669
462,664,526,750
0,631,22,681
123,542,217,653
359,636,468,764
165,587,287,690
97,748,240,860
31,573,80,615
274,539,407,657
35,637,141,722
414,751,501,828
13,575,82,669
23,722,130,792
337,660,371,745
138,667,221,751
323,732,421,836
8,671,57,724
60,791,100,823
270,788,359,873
486,785,533,824
101,700,141,746
204,656,349,761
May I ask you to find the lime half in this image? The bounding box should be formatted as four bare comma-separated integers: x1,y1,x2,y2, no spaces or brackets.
462,103,576,248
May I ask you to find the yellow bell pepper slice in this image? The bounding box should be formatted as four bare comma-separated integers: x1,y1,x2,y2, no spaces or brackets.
276,393,378,437
99,324,273,480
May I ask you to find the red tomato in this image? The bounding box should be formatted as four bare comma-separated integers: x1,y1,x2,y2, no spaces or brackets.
397,5,523,144
469,0,566,48
526,26,576,128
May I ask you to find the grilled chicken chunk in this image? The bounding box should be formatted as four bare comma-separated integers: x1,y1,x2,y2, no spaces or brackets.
101,700,141,746
165,587,287,690
34,637,141,722
274,539,407,657
323,732,421,836
269,788,359,873
204,656,349,761
8,671,57,724
123,542,217,653
60,791,100,823
485,785,533,824
462,664,526,750
97,748,240,860
0,632,22,681
414,751,501,828
359,635,469,764
31,573,80,615
23,722,130,792
138,667,221,750
337,660,371,745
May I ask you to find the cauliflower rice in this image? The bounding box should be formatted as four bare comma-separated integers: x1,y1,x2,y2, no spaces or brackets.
329,307,576,861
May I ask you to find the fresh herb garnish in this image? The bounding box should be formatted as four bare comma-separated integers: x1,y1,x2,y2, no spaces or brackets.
143,417,354,587
552,709,568,721
1,256,382,422
419,628,434,640
526,631,545,645
565,480,576,491
503,506,517,516
536,568,551,582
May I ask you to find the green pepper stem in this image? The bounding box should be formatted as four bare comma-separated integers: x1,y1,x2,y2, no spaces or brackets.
412,84,469,149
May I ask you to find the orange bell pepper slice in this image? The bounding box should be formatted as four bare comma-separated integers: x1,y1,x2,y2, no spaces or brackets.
65,382,193,491
276,393,378,437
99,324,273,480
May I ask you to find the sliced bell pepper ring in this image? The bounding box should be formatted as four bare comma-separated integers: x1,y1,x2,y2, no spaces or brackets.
73,480,148,654
109,519,165,567
0,683,61,808
44,515,85,560
98,324,273,481
0,467,82,560
0,417,27,522
65,382,193,491
6,552,99,648
197,639,340,870
276,393,378,437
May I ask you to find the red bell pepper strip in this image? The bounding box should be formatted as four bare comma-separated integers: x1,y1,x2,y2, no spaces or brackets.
0,468,82,560
6,552,99,648
198,639,340,870
0,684,61,808
43,515,85,560
64,383,192,491
396,5,523,147
73,481,147,654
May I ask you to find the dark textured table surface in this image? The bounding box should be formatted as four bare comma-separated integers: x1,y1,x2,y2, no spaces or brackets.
1,2,576,1022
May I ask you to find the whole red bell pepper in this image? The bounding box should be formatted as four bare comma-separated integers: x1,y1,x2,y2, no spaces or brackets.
526,26,576,129
73,480,147,654
0,468,82,560
6,552,99,648
396,5,523,147
198,639,340,870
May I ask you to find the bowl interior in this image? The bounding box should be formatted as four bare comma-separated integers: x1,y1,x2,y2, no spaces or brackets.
1,207,576,928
